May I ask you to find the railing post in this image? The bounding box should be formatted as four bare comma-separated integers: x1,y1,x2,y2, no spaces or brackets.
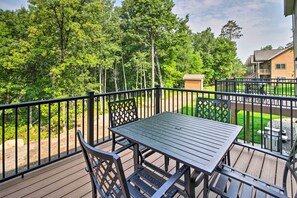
87,91,94,146
233,78,237,93
214,80,217,92
155,85,160,114
295,78,297,97
225,78,228,92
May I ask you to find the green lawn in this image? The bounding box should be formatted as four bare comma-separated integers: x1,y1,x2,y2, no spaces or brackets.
236,111,281,144
203,86,215,91
181,106,281,144
233,84,296,96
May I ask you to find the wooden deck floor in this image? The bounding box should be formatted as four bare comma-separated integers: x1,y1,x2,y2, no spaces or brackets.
0,141,296,198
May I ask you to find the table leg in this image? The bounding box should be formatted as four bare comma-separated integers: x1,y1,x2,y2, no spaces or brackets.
185,167,195,198
203,174,209,198
133,143,139,171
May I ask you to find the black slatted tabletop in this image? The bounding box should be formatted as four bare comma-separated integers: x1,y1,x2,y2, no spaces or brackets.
110,112,242,174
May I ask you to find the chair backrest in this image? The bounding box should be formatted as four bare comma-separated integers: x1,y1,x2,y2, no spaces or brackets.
195,97,231,123
77,131,130,198
108,98,139,128
283,137,297,196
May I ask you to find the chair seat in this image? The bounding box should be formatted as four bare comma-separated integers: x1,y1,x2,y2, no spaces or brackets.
209,165,288,198
116,137,149,153
126,166,185,198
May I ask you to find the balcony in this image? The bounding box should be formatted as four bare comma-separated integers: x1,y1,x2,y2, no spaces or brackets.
259,68,271,74
0,141,295,197
0,87,296,197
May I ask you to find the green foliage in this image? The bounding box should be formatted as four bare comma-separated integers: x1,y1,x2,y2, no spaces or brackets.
192,28,241,85
220,20,243,41
0,0,244,142
261,45,273,50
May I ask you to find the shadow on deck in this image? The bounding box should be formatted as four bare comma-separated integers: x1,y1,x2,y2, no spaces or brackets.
0,141,296,198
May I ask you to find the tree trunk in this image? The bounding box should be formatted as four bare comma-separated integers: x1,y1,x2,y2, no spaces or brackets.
99,66,102,93
140,64,143,89
104,68,107,93
155,51,163,87
114,60,118,92
121,54,127,90
151,36,155,88
144,69,147,89
144,69,148,103
136,65,139,89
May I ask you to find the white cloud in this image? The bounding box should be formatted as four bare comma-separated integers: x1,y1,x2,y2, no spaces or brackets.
0,0,27,10
173,0,292,62
1,0,292,63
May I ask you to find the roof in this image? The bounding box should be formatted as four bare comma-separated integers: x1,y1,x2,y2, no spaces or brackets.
284,0,294,16
183,74,204,80
254,49,285,61
245,55,254,65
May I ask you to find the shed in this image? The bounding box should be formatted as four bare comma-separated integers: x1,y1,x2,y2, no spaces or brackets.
183,74,205,90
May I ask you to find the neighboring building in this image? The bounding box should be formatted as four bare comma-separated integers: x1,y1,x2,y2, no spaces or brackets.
284,0,296,77
183,74,204,90
245,47,294,79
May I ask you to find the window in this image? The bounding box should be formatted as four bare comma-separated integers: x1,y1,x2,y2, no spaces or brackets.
275,64,286,69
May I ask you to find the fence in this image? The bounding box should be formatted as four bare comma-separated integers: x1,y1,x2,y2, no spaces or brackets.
216,78,297,97
1,87,297,182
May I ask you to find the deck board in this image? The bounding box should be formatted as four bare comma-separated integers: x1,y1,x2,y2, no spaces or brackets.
0,141,295,198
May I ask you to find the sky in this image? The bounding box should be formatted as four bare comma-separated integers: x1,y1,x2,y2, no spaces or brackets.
0,0,292,63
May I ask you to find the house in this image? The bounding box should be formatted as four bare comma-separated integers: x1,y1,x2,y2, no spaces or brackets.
245,46,294,79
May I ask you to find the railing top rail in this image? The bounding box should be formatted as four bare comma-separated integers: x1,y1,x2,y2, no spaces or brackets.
0,88,156,110
217,78,297,82
93,88,156,97
161,87,297,101
0,95,88,109
216,80,297,84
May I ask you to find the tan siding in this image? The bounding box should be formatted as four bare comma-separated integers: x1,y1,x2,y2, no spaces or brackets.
271,49,294,78
184,80,202,90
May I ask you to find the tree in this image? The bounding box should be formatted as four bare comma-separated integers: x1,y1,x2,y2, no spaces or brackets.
121,0,181,88
212,37,237,80
220,20,243,41
261,45,273,50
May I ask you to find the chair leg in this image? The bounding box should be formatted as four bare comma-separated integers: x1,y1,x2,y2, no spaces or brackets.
164,156,169,171
227,150,231,166
175,161,180,171
112,133,116,151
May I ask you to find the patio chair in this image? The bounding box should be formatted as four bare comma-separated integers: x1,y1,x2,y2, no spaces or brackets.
195,97,231,123
108,98,170,171
190,97,232,187
77,130,190,198
208,140,297,198
195,97,231,163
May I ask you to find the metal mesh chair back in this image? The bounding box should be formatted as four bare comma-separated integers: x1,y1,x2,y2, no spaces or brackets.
77,131,130,198
108,98,138,128
195,98,231,123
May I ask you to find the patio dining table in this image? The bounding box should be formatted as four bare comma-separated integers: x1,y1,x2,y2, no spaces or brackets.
110,112,242,197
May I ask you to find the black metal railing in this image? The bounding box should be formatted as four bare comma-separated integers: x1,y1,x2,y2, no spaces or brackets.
0,89,156,182
216,78,297,97
1,87,297,182
159,88,297,156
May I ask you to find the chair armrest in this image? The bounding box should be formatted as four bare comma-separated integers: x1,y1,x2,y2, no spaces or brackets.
234,141,287,161
217,164,288,198
151,165,189,198
85,142,136,172
112,142,136,155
